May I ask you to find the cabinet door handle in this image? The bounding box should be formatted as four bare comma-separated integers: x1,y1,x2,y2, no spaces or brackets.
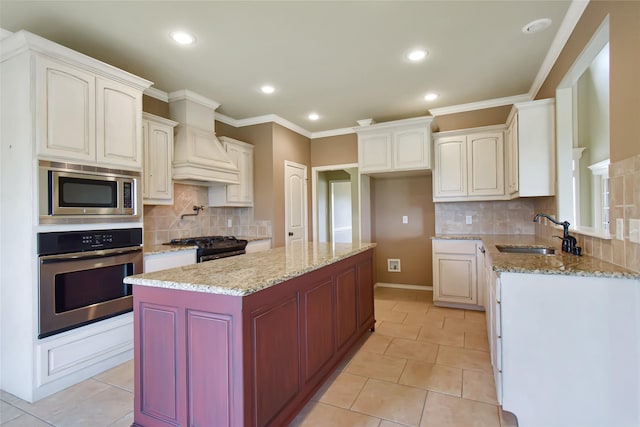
479,246,486,254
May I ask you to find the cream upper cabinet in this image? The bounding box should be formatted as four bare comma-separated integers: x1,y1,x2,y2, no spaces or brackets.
433,126,506,201
35,55,148,171
356,116,433,174
505,114,519,195
36,57,96,163
96,78,143,169
432,239,481,307
142,113,177,205
208,136,254,207
508,99,555,197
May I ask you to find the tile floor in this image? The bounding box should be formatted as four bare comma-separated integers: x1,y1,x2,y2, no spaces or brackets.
0,287,518,427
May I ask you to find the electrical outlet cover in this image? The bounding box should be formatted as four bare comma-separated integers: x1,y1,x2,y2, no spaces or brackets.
629,219,640,243
387,259,401,272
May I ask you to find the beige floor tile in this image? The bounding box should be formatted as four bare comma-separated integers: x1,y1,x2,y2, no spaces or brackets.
375,299,399,311
420,392,500,427
107,411,134,427
417,326,464,348
442,317,487,334
94,359,134,392
47,386,132,427
359,334,393,354
464,331,490,352
345,350,407,383
379,421,407,427
402,312,444,329
464,310,486,324
385,338,439,363
315,372,368,409
8,379,111,421
436,346,492,373
376,309,408,323
2,413,52,426
351,378,427,427
462,370,498,404
425,306,466,320
1,401,25,424
399,360,462,397
290,401,380,427
376,321,422,340
375,288,430,302
392,301,431,313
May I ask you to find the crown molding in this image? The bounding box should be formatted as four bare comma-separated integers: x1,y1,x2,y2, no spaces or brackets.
428,94,531,116
0,28,13,41
311,127,355,139
528,0,590,98
168,89,220,110
216,113,312,138
144,87,169,102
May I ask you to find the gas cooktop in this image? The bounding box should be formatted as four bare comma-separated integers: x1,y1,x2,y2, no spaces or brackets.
165,236,248,263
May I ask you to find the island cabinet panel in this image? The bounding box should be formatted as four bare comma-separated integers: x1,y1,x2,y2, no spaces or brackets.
133,248,375,427
302,279,335,384
335,267,358,350
251,296,300,427
138,304,179,425
357,257,374,329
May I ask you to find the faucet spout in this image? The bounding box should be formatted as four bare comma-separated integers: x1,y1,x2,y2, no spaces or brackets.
533,213,570,237
533,213,581,255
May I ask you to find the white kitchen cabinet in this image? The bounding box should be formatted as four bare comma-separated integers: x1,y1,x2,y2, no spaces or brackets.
507,99,555,197
35,54,147,170
356,116,433,174
504,113,519,196
432,239,483,308
433,127,505,201
208,136,254,207
142,113,178,205
144,249,197,273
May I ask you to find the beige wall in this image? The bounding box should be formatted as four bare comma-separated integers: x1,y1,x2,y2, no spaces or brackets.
310,133,358,166
537,0,640,162
272,123,312,247
432,105,511,132
373,175,435,287
142,95,170,119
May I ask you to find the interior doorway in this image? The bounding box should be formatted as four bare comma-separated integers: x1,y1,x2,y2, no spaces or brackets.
311,164,359,243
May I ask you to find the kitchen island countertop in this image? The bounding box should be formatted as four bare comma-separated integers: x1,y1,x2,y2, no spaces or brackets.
433,234,640,279
127,241,376,296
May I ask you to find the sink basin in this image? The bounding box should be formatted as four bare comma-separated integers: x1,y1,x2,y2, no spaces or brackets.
495,245,556,255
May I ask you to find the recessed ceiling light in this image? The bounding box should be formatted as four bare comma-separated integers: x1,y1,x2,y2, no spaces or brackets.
424,93,439,101
261,85,275,94
522,18,552,34
170,31,196,45
308,113,319,121
407,49,428,62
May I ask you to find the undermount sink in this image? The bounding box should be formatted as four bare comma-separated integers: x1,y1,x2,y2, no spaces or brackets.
495,245,556,255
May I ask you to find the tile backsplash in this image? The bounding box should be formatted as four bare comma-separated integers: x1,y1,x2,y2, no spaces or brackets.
143,183,271,245
534,154,640,273
435,199,536,235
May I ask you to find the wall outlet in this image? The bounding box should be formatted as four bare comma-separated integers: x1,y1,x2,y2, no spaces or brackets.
629,219,640,243
402,215,408,224
387,259,401,272
465,215,472,225
227,218,233,228
616,218,624,240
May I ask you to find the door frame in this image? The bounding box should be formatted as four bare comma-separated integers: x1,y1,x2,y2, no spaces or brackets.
284,160,308,245
311,163,358,243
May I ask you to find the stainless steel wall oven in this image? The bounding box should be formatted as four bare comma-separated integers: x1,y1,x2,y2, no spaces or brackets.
38,228,142,338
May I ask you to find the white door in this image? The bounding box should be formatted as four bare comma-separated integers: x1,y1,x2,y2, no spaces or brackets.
330,181,352,243
285,161,308,245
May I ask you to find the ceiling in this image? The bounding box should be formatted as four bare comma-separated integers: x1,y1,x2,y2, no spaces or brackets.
0,1,577,134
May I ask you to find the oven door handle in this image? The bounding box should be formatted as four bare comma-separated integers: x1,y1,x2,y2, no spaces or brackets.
39,246,142,263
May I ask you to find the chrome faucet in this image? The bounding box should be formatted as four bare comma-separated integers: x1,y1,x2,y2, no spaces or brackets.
533,213,581,256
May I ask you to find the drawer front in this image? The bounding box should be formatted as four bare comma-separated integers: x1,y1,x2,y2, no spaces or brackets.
433,239,478,254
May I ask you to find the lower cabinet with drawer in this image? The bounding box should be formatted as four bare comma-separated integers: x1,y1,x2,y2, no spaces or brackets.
432,239,484,309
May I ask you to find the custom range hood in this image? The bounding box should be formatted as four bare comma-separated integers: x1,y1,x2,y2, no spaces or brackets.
169,90,239,185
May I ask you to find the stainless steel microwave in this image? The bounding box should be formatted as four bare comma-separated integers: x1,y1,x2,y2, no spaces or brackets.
39,162,140,218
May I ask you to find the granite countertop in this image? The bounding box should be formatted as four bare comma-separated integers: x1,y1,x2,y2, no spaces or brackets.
434,234,640,279
143,236,272,256
127,241,376,296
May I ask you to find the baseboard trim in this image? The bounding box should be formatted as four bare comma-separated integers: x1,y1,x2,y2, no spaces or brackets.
375,283,433,291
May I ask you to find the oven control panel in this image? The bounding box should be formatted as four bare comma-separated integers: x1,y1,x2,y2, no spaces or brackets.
38,228,142,255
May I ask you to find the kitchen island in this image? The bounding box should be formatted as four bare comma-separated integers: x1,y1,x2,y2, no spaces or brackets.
124,242,376,427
